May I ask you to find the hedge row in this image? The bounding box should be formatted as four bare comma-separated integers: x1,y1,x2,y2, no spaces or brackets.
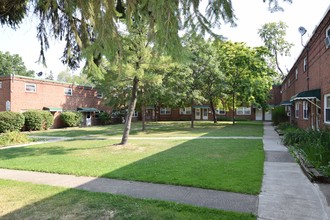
0,110,54,133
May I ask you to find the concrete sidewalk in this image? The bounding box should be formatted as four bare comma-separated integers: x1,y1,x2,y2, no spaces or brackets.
0,168,258,214
258,122,329,220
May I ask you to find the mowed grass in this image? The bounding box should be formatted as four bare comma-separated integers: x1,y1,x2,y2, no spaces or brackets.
29,121,264,138
0,137,264,194
0,179,256,220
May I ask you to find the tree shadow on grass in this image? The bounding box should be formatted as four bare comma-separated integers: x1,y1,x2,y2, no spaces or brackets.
0,179,255,219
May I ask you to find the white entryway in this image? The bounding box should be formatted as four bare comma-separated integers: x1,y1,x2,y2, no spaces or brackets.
195,108,209,120
86,112,92,126
255,109,263,121
265,110,272,121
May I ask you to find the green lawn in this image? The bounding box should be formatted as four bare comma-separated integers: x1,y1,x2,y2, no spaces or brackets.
0,179,256,220
0,133,264,194
29,121,264,138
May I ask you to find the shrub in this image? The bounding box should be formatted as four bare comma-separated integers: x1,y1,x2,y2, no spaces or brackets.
282,127,330,177
0,131,31,147
98,112,111,125
40,111,54,129
61,111,83,127
0,111,25,133
272,106,287,126
23,110,44,131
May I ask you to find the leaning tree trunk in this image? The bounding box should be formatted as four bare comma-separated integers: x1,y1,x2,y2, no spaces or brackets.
120,76,139,145
210,99,217,123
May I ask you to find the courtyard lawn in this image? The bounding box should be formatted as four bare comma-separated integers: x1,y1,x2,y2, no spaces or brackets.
29,121,264,138
0,138,264,194
0,179,256,220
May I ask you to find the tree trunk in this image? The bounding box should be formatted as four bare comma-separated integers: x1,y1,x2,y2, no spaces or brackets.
191,99,195,128
141,104,146,131
120,76,139,145
232,92,235,125
210,99,217,123
154,104,158,122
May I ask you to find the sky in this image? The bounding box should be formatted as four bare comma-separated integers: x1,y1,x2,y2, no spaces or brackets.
0,0,329,78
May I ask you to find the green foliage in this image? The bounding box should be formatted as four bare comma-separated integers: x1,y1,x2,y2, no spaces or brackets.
98,112,111,125
272,106,287,125
281,126,330,177
0,111,25,133
277,122,295,131
0,51,35,77
22,110,53,131
23,110,44,131
0,131,31,147
40,111,54,129
60,111,83,127
0,0,28,28
258,21,294,78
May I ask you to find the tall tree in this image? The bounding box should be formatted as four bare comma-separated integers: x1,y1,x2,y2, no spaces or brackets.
0,51,35,77
258,21,293,78
215,41,275,124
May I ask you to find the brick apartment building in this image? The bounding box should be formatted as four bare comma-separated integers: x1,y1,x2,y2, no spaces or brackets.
0,75,111,128
142,85,281,122
281,6,330,130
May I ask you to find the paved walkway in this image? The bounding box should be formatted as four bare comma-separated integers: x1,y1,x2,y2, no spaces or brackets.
0,122,329,219
258,122,329,220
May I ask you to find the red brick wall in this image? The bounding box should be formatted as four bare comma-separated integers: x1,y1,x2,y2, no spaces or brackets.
0,75,111,113
0,75,112,128
281,9,330,129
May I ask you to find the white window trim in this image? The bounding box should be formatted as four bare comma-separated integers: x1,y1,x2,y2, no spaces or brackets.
295,102,300,118
324,94,330,124
96,92,103,98
303,57,307,72
295,68,298,80
179,107,191,115
326,26,330,48
25,83,36,93
236,107,251,115
303,101,308,120
160,108,171,115
215,108,226,115
64,88,73,96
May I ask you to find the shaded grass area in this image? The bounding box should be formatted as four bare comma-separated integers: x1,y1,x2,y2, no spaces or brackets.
29,121,263,138
0,138,264,194
0,179,256,220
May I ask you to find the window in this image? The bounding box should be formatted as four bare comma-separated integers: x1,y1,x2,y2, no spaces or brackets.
0,82,2,89
303,101,309,119
288,78,291,87
295,68,298,80
295,102,300,118
160,108,171,115
64,88,72,96
179,107,191,115
25,83,36,93
326,26,330,48
236,107,251,115
324,94,330,123
303,57,308,72
133,111,138,117
215,108,226,115
96,92,103,98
